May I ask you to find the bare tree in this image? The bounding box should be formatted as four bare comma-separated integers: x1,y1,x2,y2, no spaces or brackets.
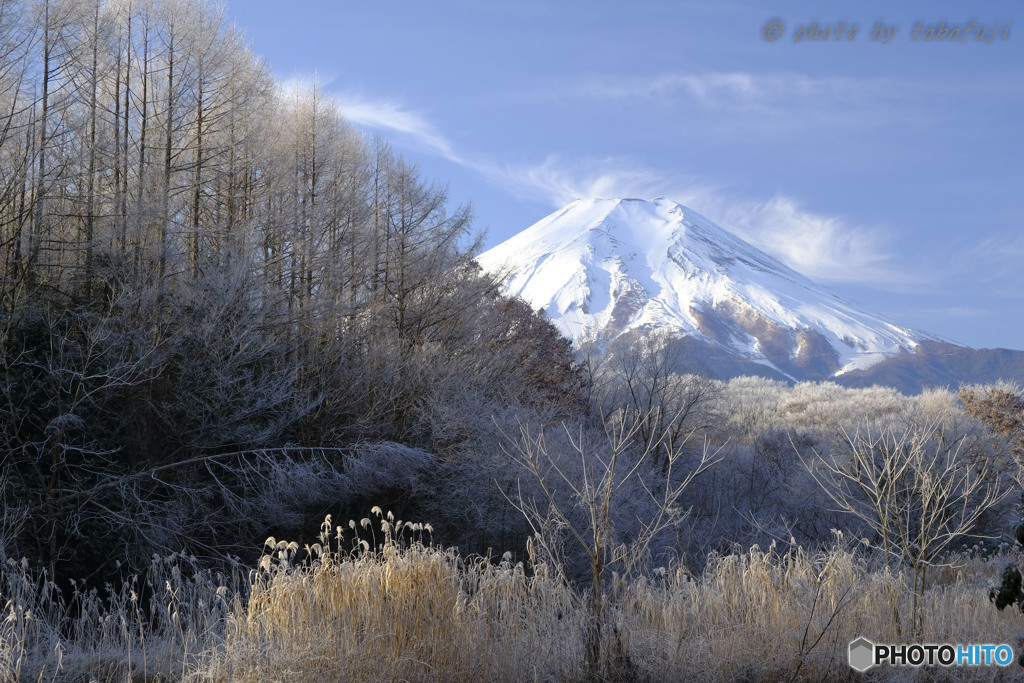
592,331,720,468
501,409,721,679
0,0,605,587
0,0,37,294
800,421,1006,639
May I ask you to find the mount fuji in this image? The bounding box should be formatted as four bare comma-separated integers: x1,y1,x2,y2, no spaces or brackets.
477,197,1024,390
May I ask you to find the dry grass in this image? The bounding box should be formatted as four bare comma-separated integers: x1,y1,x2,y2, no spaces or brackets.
619,541,1022,682
213,510,583,681
0,553,241,682
4,515,1024,681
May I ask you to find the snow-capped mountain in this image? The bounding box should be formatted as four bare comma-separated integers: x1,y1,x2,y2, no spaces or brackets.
477,197,952,383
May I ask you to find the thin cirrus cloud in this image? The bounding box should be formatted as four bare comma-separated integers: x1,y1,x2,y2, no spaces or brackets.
489,155,922,288
705,195,921,287
485,155,704,207
328,71,908,167
277,77,461,159
556,71,881,107
542,71,921,132
322,90,919,290
335,94,463,163
957,235,1024,294
559,72,763,104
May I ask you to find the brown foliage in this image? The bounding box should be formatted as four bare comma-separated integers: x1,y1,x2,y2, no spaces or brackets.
960,383,1024,456
489,296,589,417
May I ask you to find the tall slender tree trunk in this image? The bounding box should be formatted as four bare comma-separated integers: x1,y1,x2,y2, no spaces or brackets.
31,0,52,286
84,0,100,290
190,62,203,276
118,8,133,254
160,27,173,280
134,16,148,270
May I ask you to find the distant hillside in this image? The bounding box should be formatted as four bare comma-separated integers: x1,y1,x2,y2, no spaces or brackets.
837,341,1024,393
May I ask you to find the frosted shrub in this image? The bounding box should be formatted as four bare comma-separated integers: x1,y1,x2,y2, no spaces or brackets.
777,381,904,434
719,375,787,442
720,377,907,443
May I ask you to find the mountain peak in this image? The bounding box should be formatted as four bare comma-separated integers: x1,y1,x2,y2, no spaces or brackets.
478,197,949,382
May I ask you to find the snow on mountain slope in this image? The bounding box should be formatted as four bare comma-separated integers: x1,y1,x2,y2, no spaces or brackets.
477,197,950,381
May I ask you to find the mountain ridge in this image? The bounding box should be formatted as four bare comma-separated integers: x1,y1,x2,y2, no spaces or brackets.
478,198,949,381
478,197,1024,393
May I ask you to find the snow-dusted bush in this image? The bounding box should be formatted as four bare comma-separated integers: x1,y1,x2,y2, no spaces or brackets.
717,375,787,443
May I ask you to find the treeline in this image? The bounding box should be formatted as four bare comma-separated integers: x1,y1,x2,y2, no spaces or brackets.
2,0,1022,632
0,0,584,583
5,2,1024,677
519,334,1022,590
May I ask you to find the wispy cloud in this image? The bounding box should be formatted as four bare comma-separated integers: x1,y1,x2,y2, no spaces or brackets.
705,195,919,286
307,87,925,289
334,95,461,162
277,78,458,159
483,155,711,207
954,235,1024,296
552,71,889,105
564,72,762,105
489,155,920,287
532,71,925,134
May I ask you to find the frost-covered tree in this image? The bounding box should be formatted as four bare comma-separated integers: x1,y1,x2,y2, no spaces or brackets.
801,420,1006,639
0,0,599,581
590,331,720,468
502,409,720,679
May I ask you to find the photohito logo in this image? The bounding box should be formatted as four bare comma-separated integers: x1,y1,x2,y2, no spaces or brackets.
849,637,1015,671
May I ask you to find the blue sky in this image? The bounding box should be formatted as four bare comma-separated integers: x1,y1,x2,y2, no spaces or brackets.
224,0,1022,350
